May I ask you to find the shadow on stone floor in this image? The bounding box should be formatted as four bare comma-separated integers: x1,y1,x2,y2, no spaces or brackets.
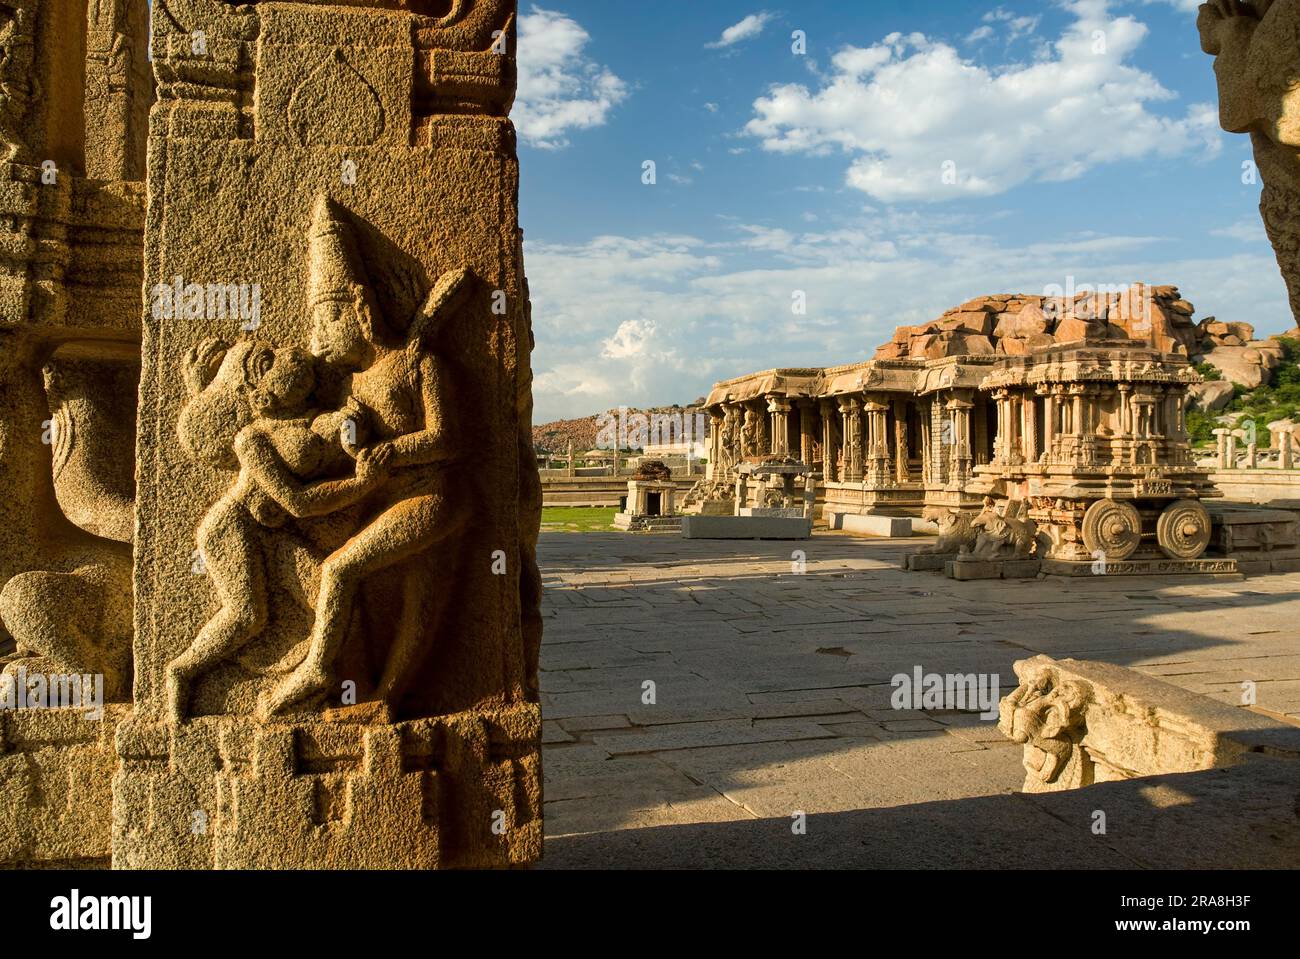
536,531,1300,863
539,758,1300,869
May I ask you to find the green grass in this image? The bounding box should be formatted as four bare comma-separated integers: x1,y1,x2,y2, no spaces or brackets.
1191,336,1300,448
540,507,619,533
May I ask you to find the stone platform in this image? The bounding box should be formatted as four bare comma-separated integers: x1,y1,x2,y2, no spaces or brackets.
613,513,683,533
1040,557,1242,578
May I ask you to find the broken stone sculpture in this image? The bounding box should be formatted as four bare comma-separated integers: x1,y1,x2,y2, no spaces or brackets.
1000,655,1300,793
1200,0,1300,326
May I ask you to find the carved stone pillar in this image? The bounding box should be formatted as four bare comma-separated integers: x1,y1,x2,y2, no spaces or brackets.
992,389,1010,465
799,401,815,466
946,395,974,488
767,395,791,456
1213,428,1231,469
918,398,932,484
1038,387,1054,464
114,0,540,870
820,400,838,482
893,398,909,484
1022,392,1038,464
863,397,890,485
840,398,863,482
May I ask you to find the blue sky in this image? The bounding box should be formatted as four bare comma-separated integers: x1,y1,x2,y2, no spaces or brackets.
512,0,1284,423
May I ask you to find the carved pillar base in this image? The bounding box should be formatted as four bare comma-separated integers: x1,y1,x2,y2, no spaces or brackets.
0,706,127,868
112,706,541,869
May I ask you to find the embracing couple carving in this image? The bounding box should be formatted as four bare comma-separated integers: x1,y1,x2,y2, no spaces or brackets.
166,195,472,723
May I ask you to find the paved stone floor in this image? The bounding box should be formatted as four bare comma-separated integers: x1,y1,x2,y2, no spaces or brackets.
536,531,1300,869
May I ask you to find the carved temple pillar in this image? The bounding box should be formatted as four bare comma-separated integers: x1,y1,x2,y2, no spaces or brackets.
1021,392,1037,464
893,398,909,484
820,399,839,482
840,397,863,482
1037,386,1054,465
767,395,791,456
798,401,816,466
918,398,932,484
991,389,1011,465
114,0,541,870
945,396,973,488
864,397,890,485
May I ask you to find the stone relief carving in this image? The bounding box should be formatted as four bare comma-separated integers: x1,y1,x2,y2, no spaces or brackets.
167,195,476,723
0,1,37,163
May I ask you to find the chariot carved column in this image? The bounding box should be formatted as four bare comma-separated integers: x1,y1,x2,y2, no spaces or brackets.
115,0,541,870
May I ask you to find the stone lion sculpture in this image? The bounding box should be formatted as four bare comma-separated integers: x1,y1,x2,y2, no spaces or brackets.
919,505,976,555
963,497,1038,560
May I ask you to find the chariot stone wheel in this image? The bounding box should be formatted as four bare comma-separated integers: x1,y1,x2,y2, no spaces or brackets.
1081,499,1142,561
1156,500,1212,561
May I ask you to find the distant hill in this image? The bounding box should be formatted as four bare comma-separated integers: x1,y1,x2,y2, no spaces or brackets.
533,403,708,453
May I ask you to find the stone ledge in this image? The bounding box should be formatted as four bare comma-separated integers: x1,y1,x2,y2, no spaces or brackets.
828,512,914,537
680,516,812,540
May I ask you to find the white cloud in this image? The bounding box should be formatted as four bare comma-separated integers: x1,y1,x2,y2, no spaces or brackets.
525,216,1292,422
981,6,1041,41
1144,0,1201,12
744,0,1221,202
1212,218,1269,244
707,12,775,49
602,319,657,359
515,6,628,149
